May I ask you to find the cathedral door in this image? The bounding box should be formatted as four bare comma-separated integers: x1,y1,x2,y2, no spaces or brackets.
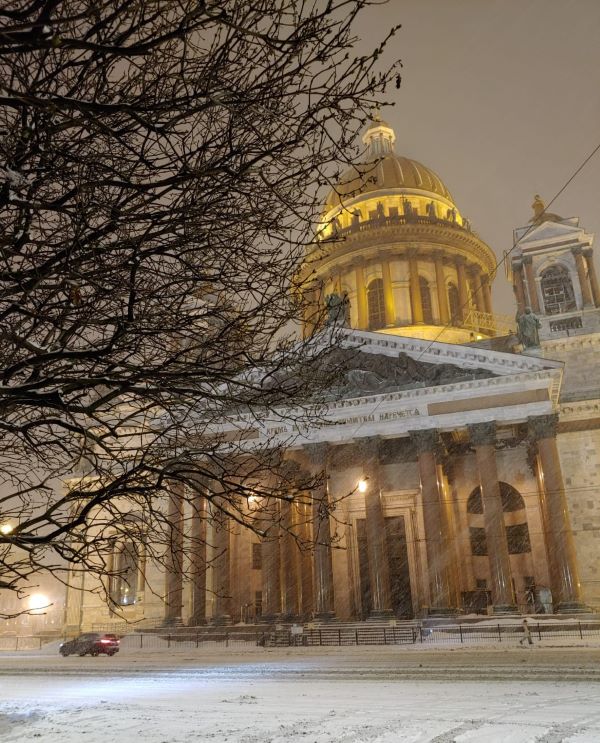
385,516,414,618
356,516,414,619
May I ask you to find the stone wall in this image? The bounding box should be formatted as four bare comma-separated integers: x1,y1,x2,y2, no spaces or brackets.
557,428,600,610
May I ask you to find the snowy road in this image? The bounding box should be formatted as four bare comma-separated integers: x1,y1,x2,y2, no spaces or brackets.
2,646,600,742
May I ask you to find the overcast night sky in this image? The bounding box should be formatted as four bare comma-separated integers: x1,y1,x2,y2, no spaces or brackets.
362,0,600,315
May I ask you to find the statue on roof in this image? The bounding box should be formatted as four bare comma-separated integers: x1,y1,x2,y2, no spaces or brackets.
324,292,348,326
517,307,541,348
532,194,545,222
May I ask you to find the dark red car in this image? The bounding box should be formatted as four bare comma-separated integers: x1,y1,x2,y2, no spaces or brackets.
59,632,120,657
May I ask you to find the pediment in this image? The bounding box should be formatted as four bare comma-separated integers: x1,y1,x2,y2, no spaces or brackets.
253,329,562,410
517,220,583,246
316,345,496,399
334,329,562,377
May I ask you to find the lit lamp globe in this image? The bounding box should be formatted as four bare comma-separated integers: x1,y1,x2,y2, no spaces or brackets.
0,523,13,536
28,593,50,615
357,479,368,493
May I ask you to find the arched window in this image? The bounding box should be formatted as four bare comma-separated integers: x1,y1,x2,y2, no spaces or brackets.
540,265,576,315
448,283,460,324
467,483,531,556
367,278,385,330
420,276,434,324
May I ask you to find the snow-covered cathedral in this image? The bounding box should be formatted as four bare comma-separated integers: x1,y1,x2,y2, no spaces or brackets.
64,118,600,632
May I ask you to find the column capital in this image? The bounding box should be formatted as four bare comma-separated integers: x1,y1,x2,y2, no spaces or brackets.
511,258,523,270
468,421,497,446
455,255,467,266
582,247,594,257
528,413,558,441
356,435,381,462
409,428,440,455
571,246,584,256
522,255,533,265
303,442,329,468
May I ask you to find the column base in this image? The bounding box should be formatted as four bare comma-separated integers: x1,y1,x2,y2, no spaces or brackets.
211,615,232,626
314,611,336,622
281,612,302,622
188,616,207,627
260,613,282,624
492,604,518,615
368,609,395,620
163,616,184,627
556,601,589,614
426,607,456,617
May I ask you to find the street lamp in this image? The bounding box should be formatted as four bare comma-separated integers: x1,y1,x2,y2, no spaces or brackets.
0,523,13,535
357,479,368,493
28,593,50,614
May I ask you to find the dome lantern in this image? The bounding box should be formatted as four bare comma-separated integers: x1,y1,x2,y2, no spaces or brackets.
362,116,396,157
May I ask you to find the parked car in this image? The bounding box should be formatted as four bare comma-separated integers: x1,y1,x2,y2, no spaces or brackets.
59,633,120,657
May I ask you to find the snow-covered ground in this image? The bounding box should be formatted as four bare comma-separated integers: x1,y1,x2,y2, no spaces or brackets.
2,641,600,742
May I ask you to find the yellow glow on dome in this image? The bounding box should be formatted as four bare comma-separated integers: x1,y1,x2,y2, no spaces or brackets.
301,118,499,345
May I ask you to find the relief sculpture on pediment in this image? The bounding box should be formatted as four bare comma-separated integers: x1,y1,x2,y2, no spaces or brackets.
321,347,494,398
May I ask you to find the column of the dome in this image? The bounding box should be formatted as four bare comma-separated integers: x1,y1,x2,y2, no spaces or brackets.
573,247,594,308
408,250,424,324
512,260,527,314
583,249,600,307
433,252,450,325
354,262,368,329
481,274,493,315
469,266,485,313
455,257,469,322
381,258,396,326
523,257,541,312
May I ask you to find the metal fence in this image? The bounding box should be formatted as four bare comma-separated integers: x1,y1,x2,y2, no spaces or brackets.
119,632,262,650
420,621,600,645
3,621,600,651
264,621,600,647
0,635,45,650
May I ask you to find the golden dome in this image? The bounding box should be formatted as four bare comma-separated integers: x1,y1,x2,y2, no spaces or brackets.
326,119,455,209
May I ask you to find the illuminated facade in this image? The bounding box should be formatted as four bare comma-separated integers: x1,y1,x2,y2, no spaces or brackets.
62,130,600,635
303,117,512,343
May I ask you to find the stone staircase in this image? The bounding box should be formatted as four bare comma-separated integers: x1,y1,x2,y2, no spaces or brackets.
265,619,421,647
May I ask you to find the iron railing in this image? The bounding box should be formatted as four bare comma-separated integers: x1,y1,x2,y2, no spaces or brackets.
4,621,600,651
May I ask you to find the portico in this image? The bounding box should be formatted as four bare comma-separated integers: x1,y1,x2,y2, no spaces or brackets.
158,330,584,624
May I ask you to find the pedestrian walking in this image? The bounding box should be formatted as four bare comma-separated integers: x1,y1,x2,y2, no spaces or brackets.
519,618,533,646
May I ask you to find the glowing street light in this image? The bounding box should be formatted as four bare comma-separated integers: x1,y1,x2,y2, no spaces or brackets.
357,479,368,493
28,593,50,614
0,523,13,536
